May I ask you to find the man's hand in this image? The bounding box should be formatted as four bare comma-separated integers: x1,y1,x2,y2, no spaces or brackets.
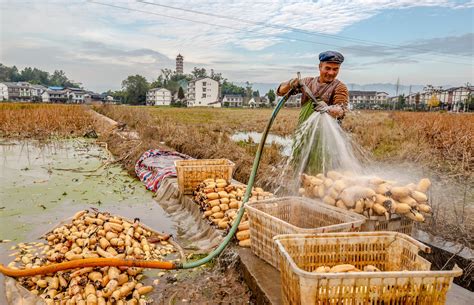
327,105,344,119
289,78,302,90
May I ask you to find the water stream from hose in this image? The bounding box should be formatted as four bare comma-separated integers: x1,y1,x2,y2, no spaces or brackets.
275,111,369,195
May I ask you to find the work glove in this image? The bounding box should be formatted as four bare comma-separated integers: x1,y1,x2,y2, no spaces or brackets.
312,98,328,113
326,105,344,118
289,78,302,90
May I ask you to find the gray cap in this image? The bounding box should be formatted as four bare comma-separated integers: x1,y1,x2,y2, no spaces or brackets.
319,51,344,64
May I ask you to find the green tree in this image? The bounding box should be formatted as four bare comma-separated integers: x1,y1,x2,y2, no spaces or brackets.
178,87,185,100
245,81,253,98
191,67,207,79
122,75,149,105
221,81,245,95
150,75,164,88
209,69,224,83
253,90,260,97
50,70,77,87
0,64,20,82
267,89,276,105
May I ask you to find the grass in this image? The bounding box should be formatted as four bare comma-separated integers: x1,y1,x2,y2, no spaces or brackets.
342,111,473,178
0,103,95,139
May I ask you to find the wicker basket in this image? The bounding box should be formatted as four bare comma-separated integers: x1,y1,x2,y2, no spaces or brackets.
174,159,234,195
274,232,462,305
362,214,414,235
245,197,366,269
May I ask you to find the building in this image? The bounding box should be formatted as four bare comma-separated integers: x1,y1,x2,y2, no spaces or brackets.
248,97,256,108
349,91,376,106
30,85,48,102
375,92,389,104
258,95,271,107
285,93,302,107
0,83,8,100
0,82,32,101
451,86,473,111
66,88,87,103
187,77,220,107
176,54,184,74
146,88,172,106
222,94,243,107
48,87,68,103
349,90,389,109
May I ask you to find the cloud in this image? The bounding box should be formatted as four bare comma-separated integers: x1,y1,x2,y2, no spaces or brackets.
1,0,472,91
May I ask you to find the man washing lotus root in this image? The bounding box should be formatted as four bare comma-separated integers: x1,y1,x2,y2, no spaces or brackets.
277,50,348,124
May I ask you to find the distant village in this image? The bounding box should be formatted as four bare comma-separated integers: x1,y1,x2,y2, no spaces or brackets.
1,54,472,112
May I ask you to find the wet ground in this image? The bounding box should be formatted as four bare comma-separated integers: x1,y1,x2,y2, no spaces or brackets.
0,139,176,303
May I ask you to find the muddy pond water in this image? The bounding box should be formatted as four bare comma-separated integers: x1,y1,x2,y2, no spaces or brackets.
0,139,176,303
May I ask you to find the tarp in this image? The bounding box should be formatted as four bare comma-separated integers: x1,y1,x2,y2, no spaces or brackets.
135,149,191,192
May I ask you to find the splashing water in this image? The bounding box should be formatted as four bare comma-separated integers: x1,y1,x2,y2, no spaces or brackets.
275,111,369,194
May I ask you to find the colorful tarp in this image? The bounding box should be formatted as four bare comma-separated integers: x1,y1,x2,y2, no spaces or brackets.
135,149,191,192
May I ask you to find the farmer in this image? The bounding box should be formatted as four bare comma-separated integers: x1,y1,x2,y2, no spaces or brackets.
277,50,348,124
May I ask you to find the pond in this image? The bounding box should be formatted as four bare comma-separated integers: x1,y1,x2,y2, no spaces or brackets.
230,131,293,157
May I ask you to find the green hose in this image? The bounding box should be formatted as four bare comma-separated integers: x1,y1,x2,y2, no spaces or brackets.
179,90,294,269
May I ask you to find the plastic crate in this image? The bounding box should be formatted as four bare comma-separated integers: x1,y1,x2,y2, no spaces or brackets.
274,232,462,305
245,197,366,269
174,159,234,195
362,214,414,235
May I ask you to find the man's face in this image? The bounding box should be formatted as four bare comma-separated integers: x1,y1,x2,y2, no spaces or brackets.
319,62,341,82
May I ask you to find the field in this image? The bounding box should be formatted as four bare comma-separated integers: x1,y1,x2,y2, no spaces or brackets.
0,103,95,138
93,105,473,248
1,103,473,248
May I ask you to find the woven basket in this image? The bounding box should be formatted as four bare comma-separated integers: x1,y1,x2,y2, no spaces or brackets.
274,232,462,305
245,197,366,269
174,159,234,195
362,214,414,235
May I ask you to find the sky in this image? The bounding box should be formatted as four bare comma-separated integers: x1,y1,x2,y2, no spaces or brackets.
0,0,473,93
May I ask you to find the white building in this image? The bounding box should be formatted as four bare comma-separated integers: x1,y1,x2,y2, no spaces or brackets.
66,88,87,103
285,93,302,107
146,88,172,106
375,92,389,104
187,77,220,107
0,83,8,100
452,86,473,111
41,91,50,103
248,97,256,108
222,94,243,107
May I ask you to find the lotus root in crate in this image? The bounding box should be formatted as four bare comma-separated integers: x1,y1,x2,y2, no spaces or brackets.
174,159,234,194
362,214,414,235
245,197,366,269
274,231,462,305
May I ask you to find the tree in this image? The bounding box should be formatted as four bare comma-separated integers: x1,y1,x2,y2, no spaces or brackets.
150,75,164,89
427,95,440,109
245,81,253,98
209,69,224,83
160,68,173,85
253,90,260,97
178,86,185,100
267,89,276,105
396,94,406,110
221,81,245,95
122,75,149,105
191,67,207,79
50,70,77,87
